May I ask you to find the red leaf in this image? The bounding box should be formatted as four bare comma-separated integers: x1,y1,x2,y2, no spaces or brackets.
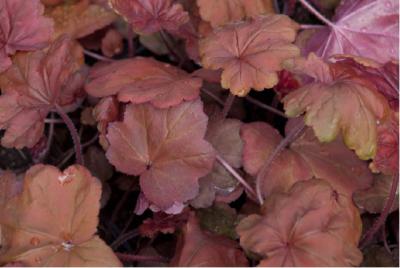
170,212,248,267
0,0,53,72
86,57,202,108
109,0,189,34
303,0,399,63
0,36,86,148
199,15,300,96
237,179,363,266
105,100,215,211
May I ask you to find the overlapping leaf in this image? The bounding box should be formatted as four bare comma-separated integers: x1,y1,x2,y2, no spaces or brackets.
197,0,274,28
241,121,373,198
283,53,390,160
0,0,53,73
303,0,399,63
86,57,202,108
109,0,189,34
237,179,363,266
199,15,300,96
0,165,121,266
46,0,117,39
170,212,248,267
105,100,215,211
0,36,86,148
191,110,243,208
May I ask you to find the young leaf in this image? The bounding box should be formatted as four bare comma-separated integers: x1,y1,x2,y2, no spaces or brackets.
241,121,373,198
197,0,274,28
303,0,399,63
105,100,215,211
0,0,53,72
283,54,390,160
86,58,202,108
109,0,189,35
170,212,248,267
46,0,117,39
237,179,363,266
199,15,300,96
0,36,86,148
0,165,121,266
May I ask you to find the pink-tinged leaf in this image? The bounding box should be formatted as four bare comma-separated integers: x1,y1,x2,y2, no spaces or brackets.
170,212,248,267
199,15,300,96
354,173,399,214
237,179,363,267
369,113,399,175
303,0,399,63
86,57,202,108
0,165,121,266
139,209,189,238
109,0,189,34
331,55,399,110
93,96,120,150
283,54,391,160
0,0,54,73
0,36,86,148
241,121,373,198
101,29,123,58
105,100,215,211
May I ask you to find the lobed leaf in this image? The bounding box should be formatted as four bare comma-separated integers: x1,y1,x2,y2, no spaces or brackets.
237,179,363,266
105,99,215,211
199,15,300,96
0,165,121,266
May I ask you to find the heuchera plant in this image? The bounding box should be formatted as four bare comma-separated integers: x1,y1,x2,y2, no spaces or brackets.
0,0,398,267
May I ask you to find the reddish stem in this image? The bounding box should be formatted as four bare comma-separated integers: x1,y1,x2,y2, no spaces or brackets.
255,121,306,204
360,172,399,248
55,105,83,165
222,93,235,118
115,252,168,263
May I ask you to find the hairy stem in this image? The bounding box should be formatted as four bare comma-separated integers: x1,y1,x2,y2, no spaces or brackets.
255,121,306,204
84,49,115,62
55,105,83,165
298,0,335,28
222,93,235,118
115,253,168,263
360,172,399,248
216,154,258,201
201,88,225,106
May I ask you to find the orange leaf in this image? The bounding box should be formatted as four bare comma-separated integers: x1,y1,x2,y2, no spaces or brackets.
46,0,117,39
237,179,362,266
0,165,121,266
200,15,299,96
197,0,274,28
283,53,390,160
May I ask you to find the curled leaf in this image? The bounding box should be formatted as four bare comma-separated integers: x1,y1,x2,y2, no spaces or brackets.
86,57,202,108
105,100,215,211
283,54,390,160
0,0,53,73
200,15,299,96
109,0,189,34
0,165,121,266
237,179,363,267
